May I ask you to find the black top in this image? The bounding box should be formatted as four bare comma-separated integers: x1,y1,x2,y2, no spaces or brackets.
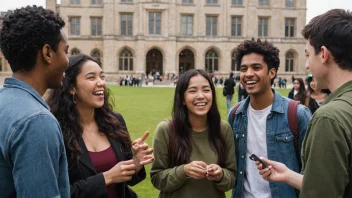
224,77,236,95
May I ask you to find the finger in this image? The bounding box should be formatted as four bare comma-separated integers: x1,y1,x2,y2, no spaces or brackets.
194,161,208,169
140,158,154,165
139,131,150,143
138,143,149,150
132,138,141,145
120,159,135,165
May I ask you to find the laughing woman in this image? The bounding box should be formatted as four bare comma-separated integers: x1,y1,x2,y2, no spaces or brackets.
150,69,237,198
47,54,153,198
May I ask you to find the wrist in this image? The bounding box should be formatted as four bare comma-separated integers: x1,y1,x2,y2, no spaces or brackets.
103,171,113,185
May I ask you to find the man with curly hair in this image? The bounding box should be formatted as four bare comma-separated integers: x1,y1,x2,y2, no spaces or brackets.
228,39,311,198
0,6,69,197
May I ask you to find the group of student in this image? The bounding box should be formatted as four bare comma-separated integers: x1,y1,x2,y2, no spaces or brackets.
1,5,352,198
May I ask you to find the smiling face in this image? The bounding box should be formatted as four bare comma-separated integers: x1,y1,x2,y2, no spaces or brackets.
310,78,317,91
184,74,213,120
71,60,106,109
240,53,275,96
293,79,300,90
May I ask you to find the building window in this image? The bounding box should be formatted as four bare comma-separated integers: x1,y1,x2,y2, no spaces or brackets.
232,0,243,5
259,0,269,6
71,48,81,55
285,18,295,37
119,49,133,71
206,16,217,36
91,49,102,65
92,0,102,4
258,17,269,37
285,52,294,72
181,15,193,36
205,49,218,72
286,0,294,8
121,14,133,35
121,0,133,2
206,0,218,4
231,50,239,71
231,16,242,36
70,17,80,35
149,12,161,35
71,0,80,4
91,17,102,36
182,0,193,3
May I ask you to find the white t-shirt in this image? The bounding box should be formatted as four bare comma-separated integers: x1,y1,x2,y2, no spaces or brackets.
243,104,272,198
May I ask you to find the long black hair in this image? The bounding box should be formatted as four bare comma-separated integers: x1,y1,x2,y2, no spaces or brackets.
46,54,132,161
170,69,228,167
289,78,307,105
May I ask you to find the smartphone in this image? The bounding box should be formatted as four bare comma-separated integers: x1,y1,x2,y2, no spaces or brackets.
249,154,268,169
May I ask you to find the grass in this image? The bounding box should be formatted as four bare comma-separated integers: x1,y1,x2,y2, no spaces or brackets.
109,86,291,198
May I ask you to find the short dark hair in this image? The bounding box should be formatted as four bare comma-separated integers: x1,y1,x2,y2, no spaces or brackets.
302,9,352,71
235,38,280,85
0,5,65,72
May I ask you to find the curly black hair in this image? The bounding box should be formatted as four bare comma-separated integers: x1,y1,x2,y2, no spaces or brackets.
46,54,132,162
235,38,280,85
0,5,65,72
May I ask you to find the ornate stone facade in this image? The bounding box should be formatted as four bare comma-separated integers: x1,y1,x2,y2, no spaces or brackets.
1,0,308,82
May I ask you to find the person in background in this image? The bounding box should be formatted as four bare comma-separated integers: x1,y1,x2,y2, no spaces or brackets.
151,69,236,198
47,54,154,198
288,78,309,107
0,6,70,197
307,76,330,114
257,9,352,198
224,72,237,110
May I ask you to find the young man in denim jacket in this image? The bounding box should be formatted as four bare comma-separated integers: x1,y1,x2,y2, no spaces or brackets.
0,6,70,197
228,39,311,198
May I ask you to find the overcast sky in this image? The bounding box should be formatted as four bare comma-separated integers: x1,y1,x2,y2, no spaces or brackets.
1,0,352,23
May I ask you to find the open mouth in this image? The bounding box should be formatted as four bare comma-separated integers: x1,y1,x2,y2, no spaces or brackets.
194,102,207,107
93,90,104,96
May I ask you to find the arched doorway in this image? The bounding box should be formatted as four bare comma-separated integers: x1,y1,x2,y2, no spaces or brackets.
146,49,163,76
179,49,194,74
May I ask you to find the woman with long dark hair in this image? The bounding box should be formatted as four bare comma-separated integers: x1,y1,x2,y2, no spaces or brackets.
288,78,309,106
46,54,153,198
150,69,236,198
307,77,330,114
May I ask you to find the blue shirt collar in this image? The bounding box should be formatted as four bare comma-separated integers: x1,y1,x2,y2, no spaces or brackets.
3,78,50,110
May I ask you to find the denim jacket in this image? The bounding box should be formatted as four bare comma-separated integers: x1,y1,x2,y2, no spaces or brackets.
0,78,69,197
228,89,311,198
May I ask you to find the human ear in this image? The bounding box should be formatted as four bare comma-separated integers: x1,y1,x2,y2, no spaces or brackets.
41,44,52,64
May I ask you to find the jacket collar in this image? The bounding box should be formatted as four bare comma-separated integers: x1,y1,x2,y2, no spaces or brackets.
236,88,285,115
3,78,49,110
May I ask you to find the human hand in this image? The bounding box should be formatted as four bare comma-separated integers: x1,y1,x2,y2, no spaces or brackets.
104,159,136,185
256,157,289,183
132,131,154,168
206,164,223,182
184,161,208,179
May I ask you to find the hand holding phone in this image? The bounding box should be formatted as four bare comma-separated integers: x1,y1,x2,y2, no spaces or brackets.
249,154,268,169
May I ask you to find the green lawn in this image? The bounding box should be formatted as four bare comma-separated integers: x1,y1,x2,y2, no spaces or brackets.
109,86,291,198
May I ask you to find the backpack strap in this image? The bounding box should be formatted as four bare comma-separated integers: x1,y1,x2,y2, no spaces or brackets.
230,102,242,128
167,119,174,166
287,100,301,168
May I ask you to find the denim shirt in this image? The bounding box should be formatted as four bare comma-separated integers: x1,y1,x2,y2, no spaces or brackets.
0,78,69,198
228,89,311,198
